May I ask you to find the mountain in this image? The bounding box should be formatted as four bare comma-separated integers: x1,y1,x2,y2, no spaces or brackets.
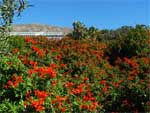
12,24,72,34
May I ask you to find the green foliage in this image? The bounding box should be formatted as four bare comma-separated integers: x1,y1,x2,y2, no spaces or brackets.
0,24,150,112
0,55,26,75
88,26,100,40
0,99,24,113
72,21,88,40
107,25,150,64
72,21,101,40
8,36,26,51
0,0,30,54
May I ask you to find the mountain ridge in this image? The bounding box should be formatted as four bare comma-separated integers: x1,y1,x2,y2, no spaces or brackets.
12,24,72,34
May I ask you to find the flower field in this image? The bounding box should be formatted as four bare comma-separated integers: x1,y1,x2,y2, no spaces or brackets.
0,26,150,112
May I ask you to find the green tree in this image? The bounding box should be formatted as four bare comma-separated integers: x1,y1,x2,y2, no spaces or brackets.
0,0,31,54
72,21,88,40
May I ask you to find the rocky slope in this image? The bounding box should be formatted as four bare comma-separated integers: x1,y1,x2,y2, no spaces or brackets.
12,24,72,34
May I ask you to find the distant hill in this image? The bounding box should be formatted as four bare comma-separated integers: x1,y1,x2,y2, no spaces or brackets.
12,24,72,34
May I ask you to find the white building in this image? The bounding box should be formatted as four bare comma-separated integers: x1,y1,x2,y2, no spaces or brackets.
9,32,64,38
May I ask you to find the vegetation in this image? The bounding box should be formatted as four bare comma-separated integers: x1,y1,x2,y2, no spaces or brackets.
0,24,150,112
0,2,150,111
71,21,101,40
0,0,30,54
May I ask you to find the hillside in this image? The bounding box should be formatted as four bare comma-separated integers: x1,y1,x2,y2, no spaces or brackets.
12,24,72,34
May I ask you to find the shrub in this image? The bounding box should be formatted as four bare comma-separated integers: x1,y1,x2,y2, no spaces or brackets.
8,36,26,51
72,21,88,40
107,25,150,64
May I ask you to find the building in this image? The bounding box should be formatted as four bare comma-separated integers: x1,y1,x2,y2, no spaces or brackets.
9,32,64,38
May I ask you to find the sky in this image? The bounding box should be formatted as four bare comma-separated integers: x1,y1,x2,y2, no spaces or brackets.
13,0,150,29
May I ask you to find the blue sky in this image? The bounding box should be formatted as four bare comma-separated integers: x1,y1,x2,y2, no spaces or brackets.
14,0,150,29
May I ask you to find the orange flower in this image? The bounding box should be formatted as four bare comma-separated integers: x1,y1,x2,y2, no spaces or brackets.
52,96,67,109
23,101,28,108
143,57,149,64
7,81,13,86
35,105,45,112
56,96,67,102
4,75,23,88
31,99,45,112
31,45,45,57
83,77,89,81
51,80,57,87
50,63,58,69
29,61,37,67
65,82,74,88
72,84,84,94
34,90,48,100
55,54,62,60
100,80,107,85
112,82,119,88
46,67,57,78
61,107,66,112
102,86,109,94
88,101,98,111
129,70,139,76
37,49,45,57
12,48,19,54
80,104,89,109
83,93,95,101
60,63,67,68
124,57,139,68
25,36,36,44
6,61,12,65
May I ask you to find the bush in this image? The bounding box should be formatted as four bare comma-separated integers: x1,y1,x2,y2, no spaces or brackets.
0,27,150,112
71,21,101,40
8,36,26,51
107,25,150,64
72,21,88,40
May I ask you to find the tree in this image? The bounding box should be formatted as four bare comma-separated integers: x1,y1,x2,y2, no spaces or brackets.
72,21,88,40
0,0,31,54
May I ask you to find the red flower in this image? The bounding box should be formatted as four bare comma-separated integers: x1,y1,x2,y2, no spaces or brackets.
60,63,67,68
31,45,45,57
6,62,12,65
25,36,36,44
61,107,66,112
52,80,57,87
23,101,28,108
50,63,58,69
143,57,149,64
83,92,95,101
35,105,45,112
12,48,19,54
46,67,57,78
37,49,45,57
112,82,119,88
28,69,36,77
30,61,37,67
102,86,109,94
7,81,13,86
88,101,98,111
83,77,89,81
124,57,139,68
55,54,62,60
65,82,74,88
80,104,89,109
72,84,84,94
34,90,48,100
31,99,45,112
56,96,67,102
4,75,23,88
100,80,107,85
